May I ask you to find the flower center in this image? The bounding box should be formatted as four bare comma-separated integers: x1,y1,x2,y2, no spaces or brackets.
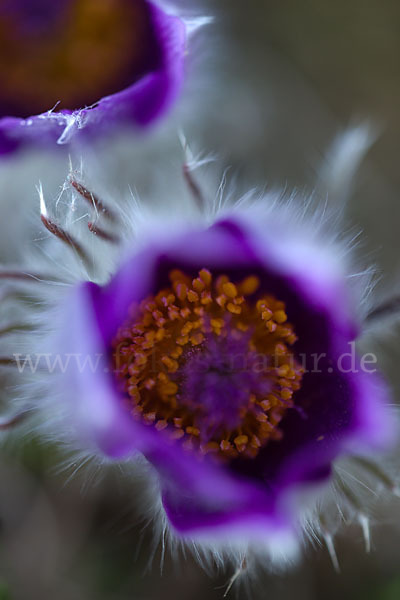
0,0,159,118
112,269,304,460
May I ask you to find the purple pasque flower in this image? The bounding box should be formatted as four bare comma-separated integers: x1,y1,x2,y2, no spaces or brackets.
1,139,395,573
43,188,392,553
0,0,187,154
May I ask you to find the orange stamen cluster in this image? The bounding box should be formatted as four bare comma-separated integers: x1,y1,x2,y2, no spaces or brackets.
112,269,304,461
0,0,154,116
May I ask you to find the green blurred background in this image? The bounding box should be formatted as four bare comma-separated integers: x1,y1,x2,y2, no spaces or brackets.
1,1,400,598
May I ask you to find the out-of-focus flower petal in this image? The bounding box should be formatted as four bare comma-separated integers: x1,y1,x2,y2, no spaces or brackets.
0,0,187,154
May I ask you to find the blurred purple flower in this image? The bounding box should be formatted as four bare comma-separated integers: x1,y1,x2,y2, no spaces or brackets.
0,0,187,154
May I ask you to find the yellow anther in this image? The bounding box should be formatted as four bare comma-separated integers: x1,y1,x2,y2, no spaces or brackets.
152,309,163,321
143,331,156,347
260,399,271,410
277,364,290,377
173,417,183,428
275,343,287,355
168,307,180,321
155,420,168,431
256,413,269,422
155,328,165,341
161,294,175,307
240,275,260,295
170,346,183,359
266,321,277,333
211,318,225,329
270,411,283,426
200,442,220,454
190,332,204,346
216,295,227,308
277,326,291,338
250,435,261,448
281,388,293,401
279,378,291,388
216,275,229,293
192,278,205,293
234,435,249,446
273,310,287,324
186,426,200,436
181,322,193,336
201,291,213,305
135,353,147,366
285,368,296,380
256,299,267,313
176,335,189,346
220,440,232,451
170,269,189,283
161,356,179,373
266,394,279,406
227,302,241,314
180,307,191,318
222,282,238,298
234,435,249,452
199,269,212,286
127,385,139,400
262,309,273,321
187,290,199,303
171,429,185,440
162,381,178,395
175,282,188,301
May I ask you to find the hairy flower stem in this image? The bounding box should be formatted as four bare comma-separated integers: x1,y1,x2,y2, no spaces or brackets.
183,163,206,212
0,411,27,430
70,178,119,223
88,221,120,244
0,323,34,336
0,271,62,284
41,213,90,265
0,357,18,367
